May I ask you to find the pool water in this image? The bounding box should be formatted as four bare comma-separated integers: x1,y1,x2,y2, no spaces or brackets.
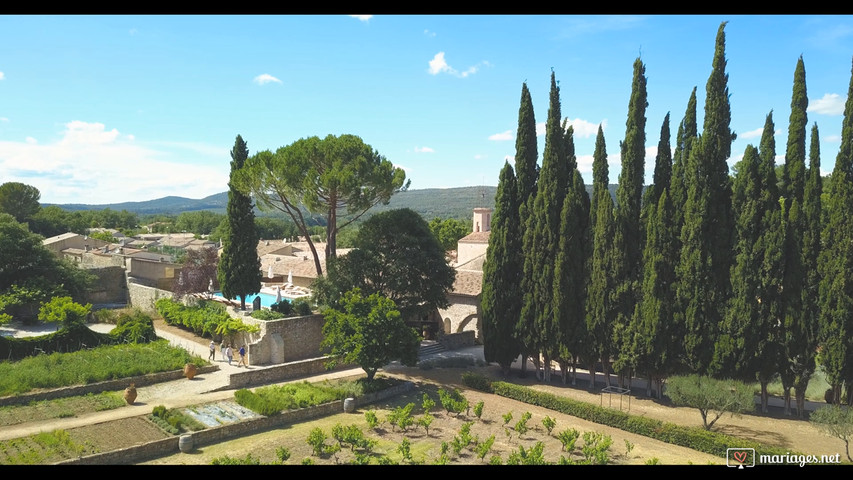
212,292,284,308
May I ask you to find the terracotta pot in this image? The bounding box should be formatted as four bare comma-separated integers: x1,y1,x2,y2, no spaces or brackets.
124,384,137,404
184,363,198,380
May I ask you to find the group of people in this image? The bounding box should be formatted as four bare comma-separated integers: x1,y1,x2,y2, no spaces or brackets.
209,340,248,367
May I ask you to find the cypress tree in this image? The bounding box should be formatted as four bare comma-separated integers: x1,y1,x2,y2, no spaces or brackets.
670,87,698,242
780,56,809,415
635,187,677,398
792,123,822,416
521,71,569,382
481,162,522,376
554,126,591,385
217,134,262,310
514,81,539,377
612,58,648,383
586,125,617,389
676,22,736,374
818,58,853,405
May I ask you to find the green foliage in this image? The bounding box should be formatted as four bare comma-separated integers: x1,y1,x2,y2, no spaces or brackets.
249,308,284,320
506,441,548,465
218,134,262,310
234,379,360,416
542,415,556,435
421,393,436,413
38,297,91,329
645,457,661,465
307,427,328,456
397,437,413,463
0,429,87,464
210,453,262,465
502,411,513,426
461,372,494,393
331,423,375,452
109,308,157,344
364,410,380,430
387,402,415,432
438,388,469,416
276,446,291,463
473,400,484,419
0,340,196,397
148,406,205,435
476,434,496,461
514,411,532,437
428,217,470,252
313,208,454,320
665,375,756,430
0,182,40,223
558,428,580,452
320,288,420,382
417,412,434,436
581,431,613,464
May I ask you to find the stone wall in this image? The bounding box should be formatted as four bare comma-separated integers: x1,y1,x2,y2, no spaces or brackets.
236,314,326,366
127,283,176,314
226,357,353,390
437,294,482,343
437,331,476,350
56,381,415,465
84,266,128,305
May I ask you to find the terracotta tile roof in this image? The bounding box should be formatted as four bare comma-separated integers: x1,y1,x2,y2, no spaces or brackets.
458,231,491,244
451,269,483,297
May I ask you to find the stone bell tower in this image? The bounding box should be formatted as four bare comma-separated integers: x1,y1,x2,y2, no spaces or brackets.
472,207,492,233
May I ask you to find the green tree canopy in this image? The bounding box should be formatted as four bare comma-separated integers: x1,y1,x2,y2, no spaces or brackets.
665,374,755,431
0,182,41,224
237,134,410,275
312,208,455,322
428,217,470,252
320,288,420,382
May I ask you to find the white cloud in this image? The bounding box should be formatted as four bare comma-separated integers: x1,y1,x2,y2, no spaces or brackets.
489,130,513,141
809,93,846,115
0,117,8,123
535,119,602,138
253,74,282,86
0,71,4,80
739,127,766,140
349,15,372,22
424,29,436,37
414,146,434,153
0,121,229,204
427,52,488,78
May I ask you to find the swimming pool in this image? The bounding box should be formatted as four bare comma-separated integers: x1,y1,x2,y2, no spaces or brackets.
212,292,283,308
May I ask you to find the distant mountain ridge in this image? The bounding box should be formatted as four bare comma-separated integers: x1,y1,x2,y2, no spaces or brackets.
47,185,621,221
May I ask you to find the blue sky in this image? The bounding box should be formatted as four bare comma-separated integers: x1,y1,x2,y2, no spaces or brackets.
1,14,852,205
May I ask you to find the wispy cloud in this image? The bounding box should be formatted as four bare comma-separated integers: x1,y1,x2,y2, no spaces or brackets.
0,71,5,80
739,127,767,140
253,74,282,86
809,93,846,115
424,29,436,38
427,52,488,78
489,130,513,141
414,146,434,153
0,121,229,204
349,15,372,22
535,118,602,138
0,117,8,123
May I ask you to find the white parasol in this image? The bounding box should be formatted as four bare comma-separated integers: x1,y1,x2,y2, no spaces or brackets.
275,286,283,304
268,265,274,279
287,270,293,286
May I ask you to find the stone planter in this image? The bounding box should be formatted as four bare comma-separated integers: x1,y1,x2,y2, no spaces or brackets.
184,363,198,380
123,384,137,405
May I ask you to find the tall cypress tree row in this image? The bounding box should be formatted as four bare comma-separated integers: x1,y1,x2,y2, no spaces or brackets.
780,56,809,415
514,82,539,377
818,58,853,405
521,71,569,382
676,22,736,374
636,187,677,398
586,125,617,389
792,123,822,416
754,113,785,413
481,162,522,376
554,126,591,385
612,57,648,382
670,87,698,244
217,134,262,310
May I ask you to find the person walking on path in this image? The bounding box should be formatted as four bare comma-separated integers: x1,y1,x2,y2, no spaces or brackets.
219,340,226,361
208,340,216,361
225,345,233,365
237,345,248,367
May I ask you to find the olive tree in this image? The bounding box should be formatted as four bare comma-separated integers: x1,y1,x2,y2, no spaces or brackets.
665,374,756,430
